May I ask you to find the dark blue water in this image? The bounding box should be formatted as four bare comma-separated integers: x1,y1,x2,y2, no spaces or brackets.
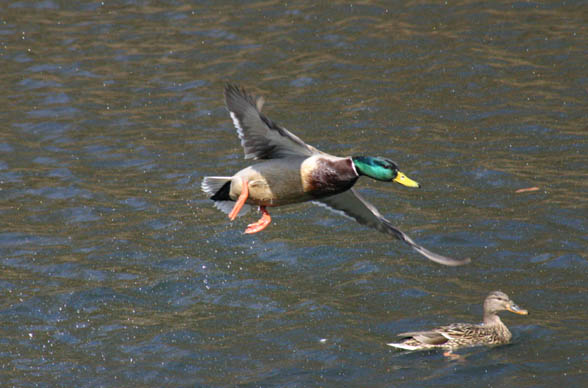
1,1,586,386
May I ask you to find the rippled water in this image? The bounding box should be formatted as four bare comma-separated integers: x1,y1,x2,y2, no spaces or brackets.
1,1,586,386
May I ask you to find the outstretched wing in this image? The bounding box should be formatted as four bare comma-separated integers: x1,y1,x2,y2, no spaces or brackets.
224,84,319,159
314,189,470,266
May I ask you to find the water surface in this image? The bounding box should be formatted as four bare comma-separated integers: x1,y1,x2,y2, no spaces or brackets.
1,1,586,386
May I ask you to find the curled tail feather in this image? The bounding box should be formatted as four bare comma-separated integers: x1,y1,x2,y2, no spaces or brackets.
201,176,251,217
202,176,231,197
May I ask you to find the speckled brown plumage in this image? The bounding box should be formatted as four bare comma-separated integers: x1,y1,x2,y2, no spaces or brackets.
387,291,528,352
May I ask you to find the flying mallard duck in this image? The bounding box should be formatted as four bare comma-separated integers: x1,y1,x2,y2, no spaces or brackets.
387,291,528,357
201,84,470,266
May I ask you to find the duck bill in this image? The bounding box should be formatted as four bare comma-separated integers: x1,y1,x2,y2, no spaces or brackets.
394,171,421,188
507,303,528,315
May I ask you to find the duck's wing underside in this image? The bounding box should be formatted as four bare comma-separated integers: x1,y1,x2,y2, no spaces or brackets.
315,189,471,266
225,84,320,160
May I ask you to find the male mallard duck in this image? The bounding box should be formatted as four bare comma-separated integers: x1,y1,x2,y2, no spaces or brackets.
387,291,528,356
201,84,470,266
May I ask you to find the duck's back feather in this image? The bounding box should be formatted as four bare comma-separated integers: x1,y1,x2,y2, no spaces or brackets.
388,321,512,350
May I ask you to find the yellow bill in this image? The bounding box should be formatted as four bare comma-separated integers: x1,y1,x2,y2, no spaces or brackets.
507,303,528,315
394,171,421,188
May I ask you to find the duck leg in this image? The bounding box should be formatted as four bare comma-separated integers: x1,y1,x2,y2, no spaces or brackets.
228,178,248,221
244,206,271,234
443,351,464,362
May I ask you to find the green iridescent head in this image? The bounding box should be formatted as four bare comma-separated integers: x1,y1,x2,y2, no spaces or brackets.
351,156,420,187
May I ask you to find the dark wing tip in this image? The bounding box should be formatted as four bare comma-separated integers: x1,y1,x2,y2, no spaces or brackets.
413,245,471,267
381,218,471,266
425,252,471,266
224,83,259,113
224,82,243,96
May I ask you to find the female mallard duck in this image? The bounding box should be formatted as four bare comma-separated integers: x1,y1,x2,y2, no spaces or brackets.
387,291,528,356
202,84,470,266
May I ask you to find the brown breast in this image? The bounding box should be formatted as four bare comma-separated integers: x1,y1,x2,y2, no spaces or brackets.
304,157,358,198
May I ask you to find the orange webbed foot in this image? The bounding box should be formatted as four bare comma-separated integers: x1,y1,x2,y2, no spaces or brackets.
244,206,271,234
228,178,248,221
443,351,465,362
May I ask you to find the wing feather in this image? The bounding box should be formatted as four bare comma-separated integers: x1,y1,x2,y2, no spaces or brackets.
397,330,450,345
316,189,470,266
225,84,318,159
